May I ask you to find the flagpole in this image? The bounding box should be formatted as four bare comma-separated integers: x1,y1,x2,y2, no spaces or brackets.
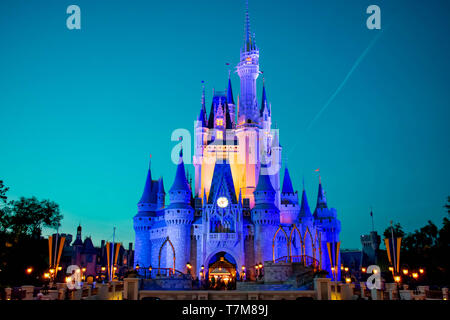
370,208,374,232
110,227,116,282
390,221,396,274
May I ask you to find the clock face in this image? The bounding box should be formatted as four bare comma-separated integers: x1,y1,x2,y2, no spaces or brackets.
217,196,229,208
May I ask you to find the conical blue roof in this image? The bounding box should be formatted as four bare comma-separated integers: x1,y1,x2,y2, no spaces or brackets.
300,189,312,216
169,149,191,193
316,178,327,209
227,77,235,105
255,165,275,193
282,167,294,193
139,166,153,204
260,84,269,115
197,108,206,127
158,177,165,194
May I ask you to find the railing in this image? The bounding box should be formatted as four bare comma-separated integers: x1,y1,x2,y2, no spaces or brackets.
274,255,320,268
139,268,185,279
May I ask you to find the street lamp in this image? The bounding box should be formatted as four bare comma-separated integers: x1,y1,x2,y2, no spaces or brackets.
345,277,351,283
361,267,366,273
394,276,401,283
412,273,418,279
402,269,409,275
419,268,424,274
26,267,33,275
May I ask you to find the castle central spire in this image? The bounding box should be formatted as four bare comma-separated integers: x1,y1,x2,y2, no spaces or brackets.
243,0,256,52
237,0,260,125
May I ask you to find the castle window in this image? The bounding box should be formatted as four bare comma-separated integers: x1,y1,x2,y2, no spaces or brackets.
216,119,223,126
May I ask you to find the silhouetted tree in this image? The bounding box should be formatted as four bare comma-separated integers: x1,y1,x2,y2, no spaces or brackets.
383,222,405,239
0,180,63,287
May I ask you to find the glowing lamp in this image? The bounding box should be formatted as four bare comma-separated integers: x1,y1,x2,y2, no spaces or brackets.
341,265,344,271
201,265,204,270
361,267,366,273
149,266,152,272
101,266,106,272
388,266,394,272
26,267,33,274
419,268,424,274
135,264,140,271
113,266,117,271
344,267,349,272
373,269,378,274
412,273,418,279
394,276,401,283
49,268,55,274
255,265,259,270
242,266,246,271
345,278,351,283
258,263,263,269
82,267,86,272
44,273,50,279
402,269,408,275
57,266,62,271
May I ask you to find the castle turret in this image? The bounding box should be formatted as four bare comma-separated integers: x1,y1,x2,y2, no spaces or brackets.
313,176,341,280
227,75,236,126
251,164,280,266
133,159,155,268
164,148,194,271
260,82,271,130
156,177,165,210
280,167,299,224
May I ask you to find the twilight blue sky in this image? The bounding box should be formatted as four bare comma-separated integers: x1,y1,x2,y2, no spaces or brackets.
0,0,449,248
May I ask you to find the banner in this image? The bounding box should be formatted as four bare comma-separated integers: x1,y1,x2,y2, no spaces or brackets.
384,237,402,273
106,242,121,280
47,235,65,278
326,241,340,280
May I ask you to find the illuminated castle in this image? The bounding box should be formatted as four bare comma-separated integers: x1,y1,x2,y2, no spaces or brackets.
133,2,341,281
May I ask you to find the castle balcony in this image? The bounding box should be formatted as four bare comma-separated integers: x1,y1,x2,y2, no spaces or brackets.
208,233,237,241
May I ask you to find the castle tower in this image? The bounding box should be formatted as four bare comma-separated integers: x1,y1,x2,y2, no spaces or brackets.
164,148,194,272
279,166,299,224
133,160,154,268
251,164,280,265
72,225,83,266
194,83,209,197
313,176,341,280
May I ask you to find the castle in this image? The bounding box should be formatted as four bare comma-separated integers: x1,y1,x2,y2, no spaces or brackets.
133,2,341,282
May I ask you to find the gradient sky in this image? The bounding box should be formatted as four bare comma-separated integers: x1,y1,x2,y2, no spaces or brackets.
0,0,449,249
